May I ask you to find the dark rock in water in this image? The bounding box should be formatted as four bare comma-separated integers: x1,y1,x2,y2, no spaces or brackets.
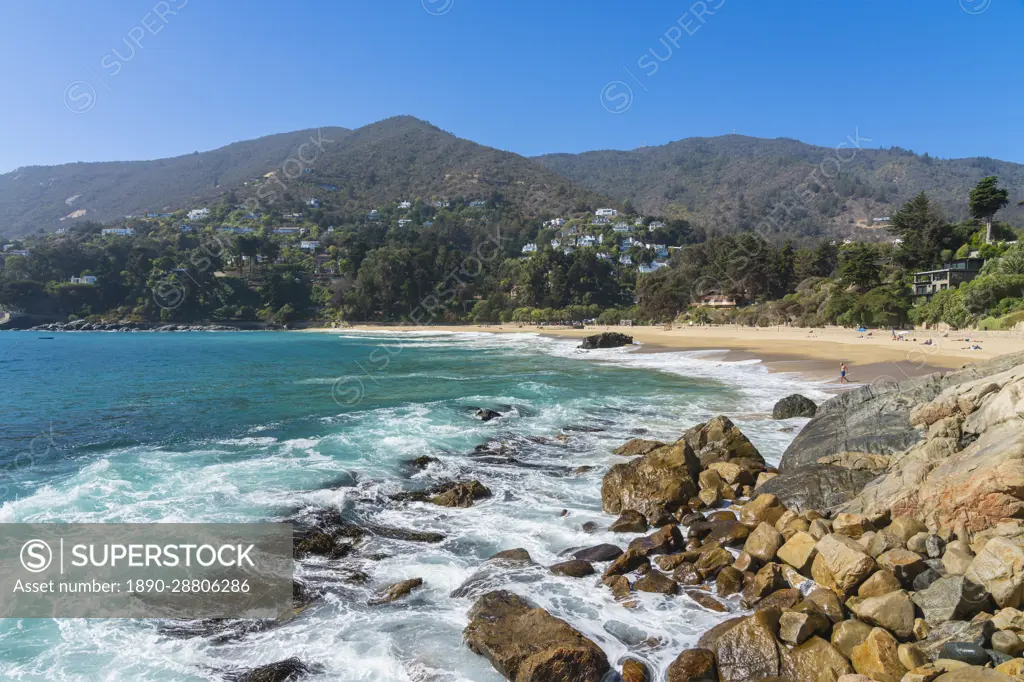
358,521,445,544
582,521,600,533
432,480,492,507
621,657,652,682
233,657,310,682
771,394,818,420
610,510,649,534
574,544,624,562
575,466,596,475
756,464,878,513
490,548,534,563
403,455,441,471
463,590,610,681
940,641,990,666
579,332,634,350
564,425,606,433
634,570,678,595
474,408,502,422
369,578,423,605
666,648,717,682
550,560,596,578
294,532,354,559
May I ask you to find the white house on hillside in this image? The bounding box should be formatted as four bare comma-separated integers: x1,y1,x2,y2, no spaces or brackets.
595,208,618,217
300,240,320,250
398,201,412,209
70,275,97,285
187,208,210,221
522,243,538,254
101,228,135,236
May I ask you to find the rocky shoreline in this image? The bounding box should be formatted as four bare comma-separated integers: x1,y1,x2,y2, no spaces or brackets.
17,320,257,332
227,350,1024,681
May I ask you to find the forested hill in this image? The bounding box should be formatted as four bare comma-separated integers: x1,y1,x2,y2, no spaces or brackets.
0,117,611,238
534,135,1024,239
0,127,352,237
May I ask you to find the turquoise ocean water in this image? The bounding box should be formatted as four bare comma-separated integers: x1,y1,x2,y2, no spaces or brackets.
0,330,828,681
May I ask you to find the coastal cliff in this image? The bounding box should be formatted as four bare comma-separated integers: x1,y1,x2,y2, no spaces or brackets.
458,351,1024,682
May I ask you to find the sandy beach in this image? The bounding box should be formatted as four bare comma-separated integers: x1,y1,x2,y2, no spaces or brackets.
305,323,1024,386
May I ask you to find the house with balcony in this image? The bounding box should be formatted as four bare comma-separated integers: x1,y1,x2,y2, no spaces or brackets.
70,275,97,285
521,243,538,254
187,208,210,221
595,208,618,217
101,228,135,236
913,258,984,301
300,240,320,250
693,294,742,308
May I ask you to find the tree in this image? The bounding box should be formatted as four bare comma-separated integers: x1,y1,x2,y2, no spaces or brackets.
889,192,954,269
969,176,1009,244
837,244,880,290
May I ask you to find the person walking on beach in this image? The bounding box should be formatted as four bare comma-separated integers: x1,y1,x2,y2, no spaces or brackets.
840,362,849,384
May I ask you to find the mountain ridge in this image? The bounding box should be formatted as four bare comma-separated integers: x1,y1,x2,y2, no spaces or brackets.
2,116,1021,239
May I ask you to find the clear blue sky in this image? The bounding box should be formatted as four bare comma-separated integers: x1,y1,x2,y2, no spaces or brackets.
1,0,1022,173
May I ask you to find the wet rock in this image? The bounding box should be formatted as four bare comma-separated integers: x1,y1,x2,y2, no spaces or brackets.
711,608,783,682
430,480,493,507
621,657,651,682
707,520,750,547
716,566,744,597
673,562,703,586
449,550,541,599
628,525,684,557
666,648,717,682
579,332,633,349
912,576,991,627
847,590,916,640
235,657,310,682
463,590,610,681
833,619,874,659
369,578,423,605
695,546,735,579
404,455,441,471
602,441,701,523
850,627,907,682
603,551,651,579
682,416,765,468
615,438,666,457
744,522,784,564
603,575,636,607
550,560,595,578
684,589,728,612
780,636,854,682
294,532,354,559
634,571,678,595
707,461,755,487
474,408,502,421
940,641,990,666
757,587,803,611
610,510,649,533
773,394,818,420
574,544,624,563
743,563,786,607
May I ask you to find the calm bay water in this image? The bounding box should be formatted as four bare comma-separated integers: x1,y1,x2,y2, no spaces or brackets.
0,330,827,681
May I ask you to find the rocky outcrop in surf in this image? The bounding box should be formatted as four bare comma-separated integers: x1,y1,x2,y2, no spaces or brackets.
459,357,1024,681
578,332,633,349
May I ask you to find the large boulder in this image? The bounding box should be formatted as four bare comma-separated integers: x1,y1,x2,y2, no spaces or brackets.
757,465,878,514
602,441,701,523
615,439,666,457
236,658,310,682
843,366,1024,531
666,648,717,682
463,590,610,681
773,394,818,420
432,480,492,507
847,590,916,640
579,332,633,350
779,352,1024,472
780,636,854,682
709,608,783,682
681,416,765,468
